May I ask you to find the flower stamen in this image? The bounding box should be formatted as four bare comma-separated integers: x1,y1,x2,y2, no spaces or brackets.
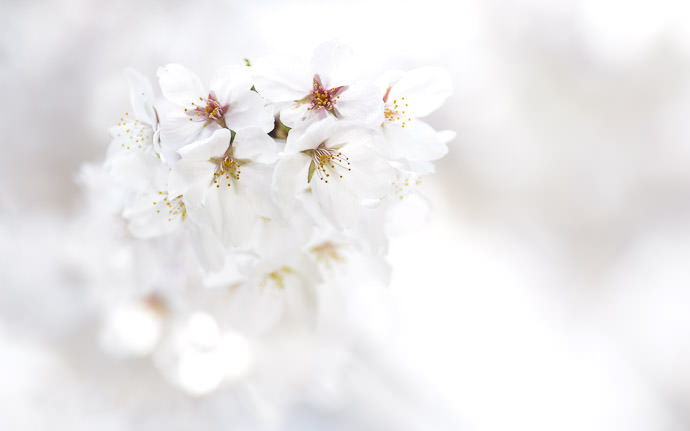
306,74,347,117
114,112,154,151
260,267,294,290
303,142,351,183
152,192,187,222
383,89,412,128
211,149,241,188
186,92,229,127
311,242,345,268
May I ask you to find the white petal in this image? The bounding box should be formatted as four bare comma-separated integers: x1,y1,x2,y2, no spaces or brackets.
346,145,397,202
108,121,155,156
272,153,309,210
284,117,334,153
255,216,313,264
210,64,253,103
252,79,306,104
159,110,206,150
312,177,359,228
201,185,258,248
438,129,457,144
278,102,314,129
237,163,278,219
329,121,377,148
336,81,384,127
224,90,274,133
376,69,405,92
157,64,205,106
232,128,279,164
108,151,166,193
169,129,231,207
178,128,231,161
186,220,227,273
252,56,310,102
123,192,183,238
124,68,156,125
381,120,448,161
168,159,214,209
402,160,436,175
310,40,354,87
387,66,452,118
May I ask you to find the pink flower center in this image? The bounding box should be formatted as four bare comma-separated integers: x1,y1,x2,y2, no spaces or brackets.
307,75,347,116
186,92,229,126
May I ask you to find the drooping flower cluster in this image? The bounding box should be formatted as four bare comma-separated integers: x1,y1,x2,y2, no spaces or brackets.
96,41,453,395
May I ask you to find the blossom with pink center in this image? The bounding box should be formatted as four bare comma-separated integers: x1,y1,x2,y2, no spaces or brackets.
303,74,347,117
252,41,383,129
157,64,274,150
187,91,228,125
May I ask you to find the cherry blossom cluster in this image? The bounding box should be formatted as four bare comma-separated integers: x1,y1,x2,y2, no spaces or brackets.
96,41,453,394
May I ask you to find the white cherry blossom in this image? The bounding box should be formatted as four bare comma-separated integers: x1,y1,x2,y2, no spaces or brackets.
253,41,383,129
168,127,279,248
273,118,395,229
374,66,453,166
157,63,274,150
106,68,163,191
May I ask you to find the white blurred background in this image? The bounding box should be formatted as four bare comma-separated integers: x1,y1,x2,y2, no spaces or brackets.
3,0,690,429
